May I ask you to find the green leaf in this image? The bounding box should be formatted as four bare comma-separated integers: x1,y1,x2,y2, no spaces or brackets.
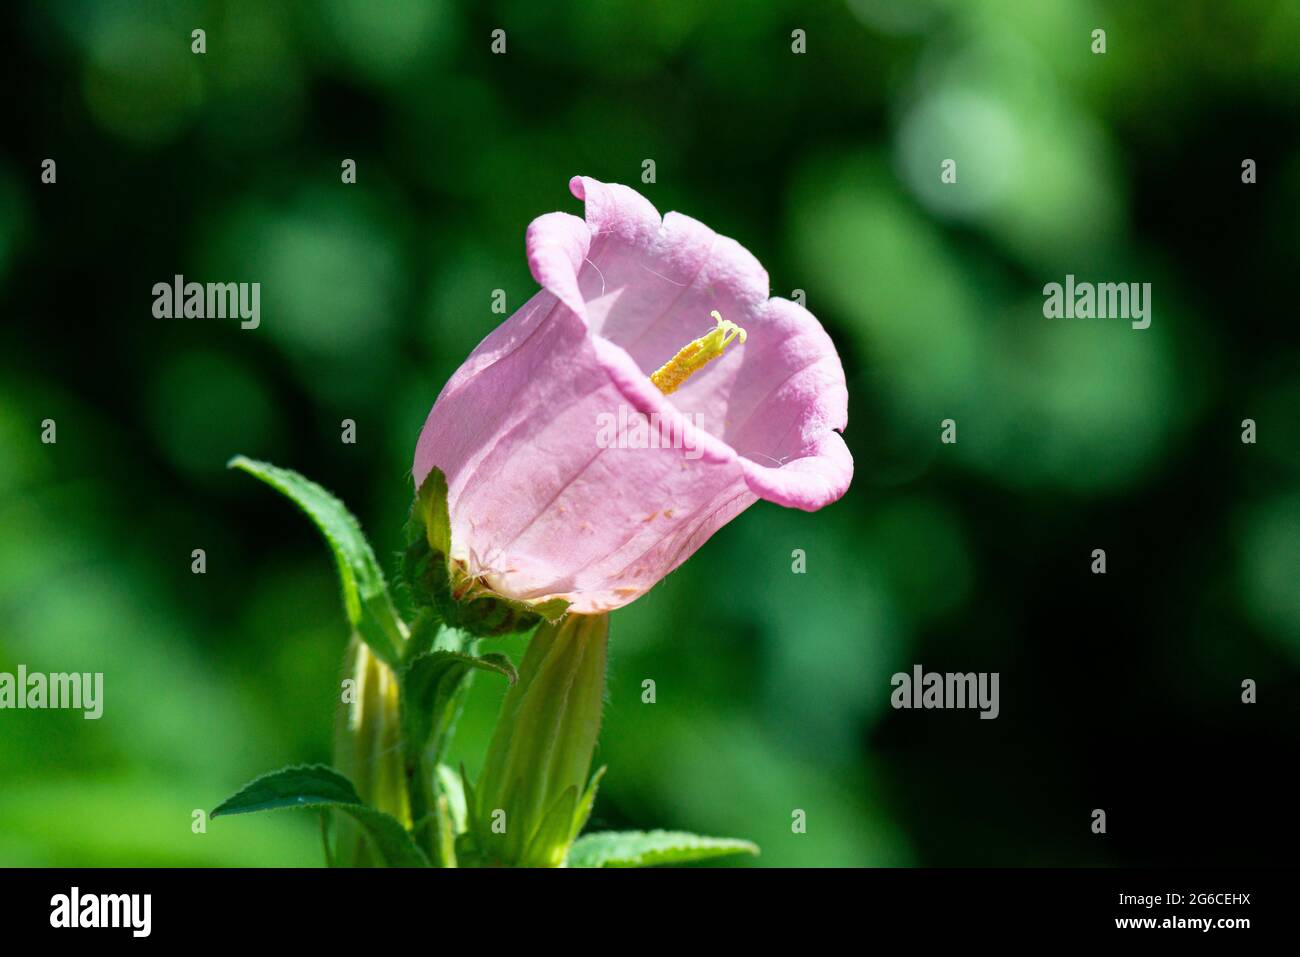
401,650,517,760
212,765,429,867
566,831,760,869
229,456,404,667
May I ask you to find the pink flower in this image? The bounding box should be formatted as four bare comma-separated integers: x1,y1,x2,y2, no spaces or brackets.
414,176,851,614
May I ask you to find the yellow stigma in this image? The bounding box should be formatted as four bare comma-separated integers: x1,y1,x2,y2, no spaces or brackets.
649,310,747,395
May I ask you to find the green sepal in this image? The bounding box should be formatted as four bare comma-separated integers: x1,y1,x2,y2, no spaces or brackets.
566,830,759,868
212,764,430,867
229,456,404,668
572,765,606,838
412,464,452,555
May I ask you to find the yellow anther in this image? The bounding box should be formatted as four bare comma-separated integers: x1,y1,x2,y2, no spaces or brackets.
649,310,747,395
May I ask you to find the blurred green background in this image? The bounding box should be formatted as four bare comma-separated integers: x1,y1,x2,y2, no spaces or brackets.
1,0,1298,866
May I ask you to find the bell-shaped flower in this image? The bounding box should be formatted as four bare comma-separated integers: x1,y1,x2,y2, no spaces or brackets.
414,176,851,614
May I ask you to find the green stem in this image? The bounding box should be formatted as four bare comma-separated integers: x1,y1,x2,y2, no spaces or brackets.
404,745,438,862
400,623,469,865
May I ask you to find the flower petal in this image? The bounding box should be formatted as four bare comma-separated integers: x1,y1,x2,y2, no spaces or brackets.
740,428,854,511
526,211,591,320
545,177,853,508
413,287,754,614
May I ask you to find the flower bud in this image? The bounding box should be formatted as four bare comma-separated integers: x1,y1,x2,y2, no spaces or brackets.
332,635,409,866
468,613,608,867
